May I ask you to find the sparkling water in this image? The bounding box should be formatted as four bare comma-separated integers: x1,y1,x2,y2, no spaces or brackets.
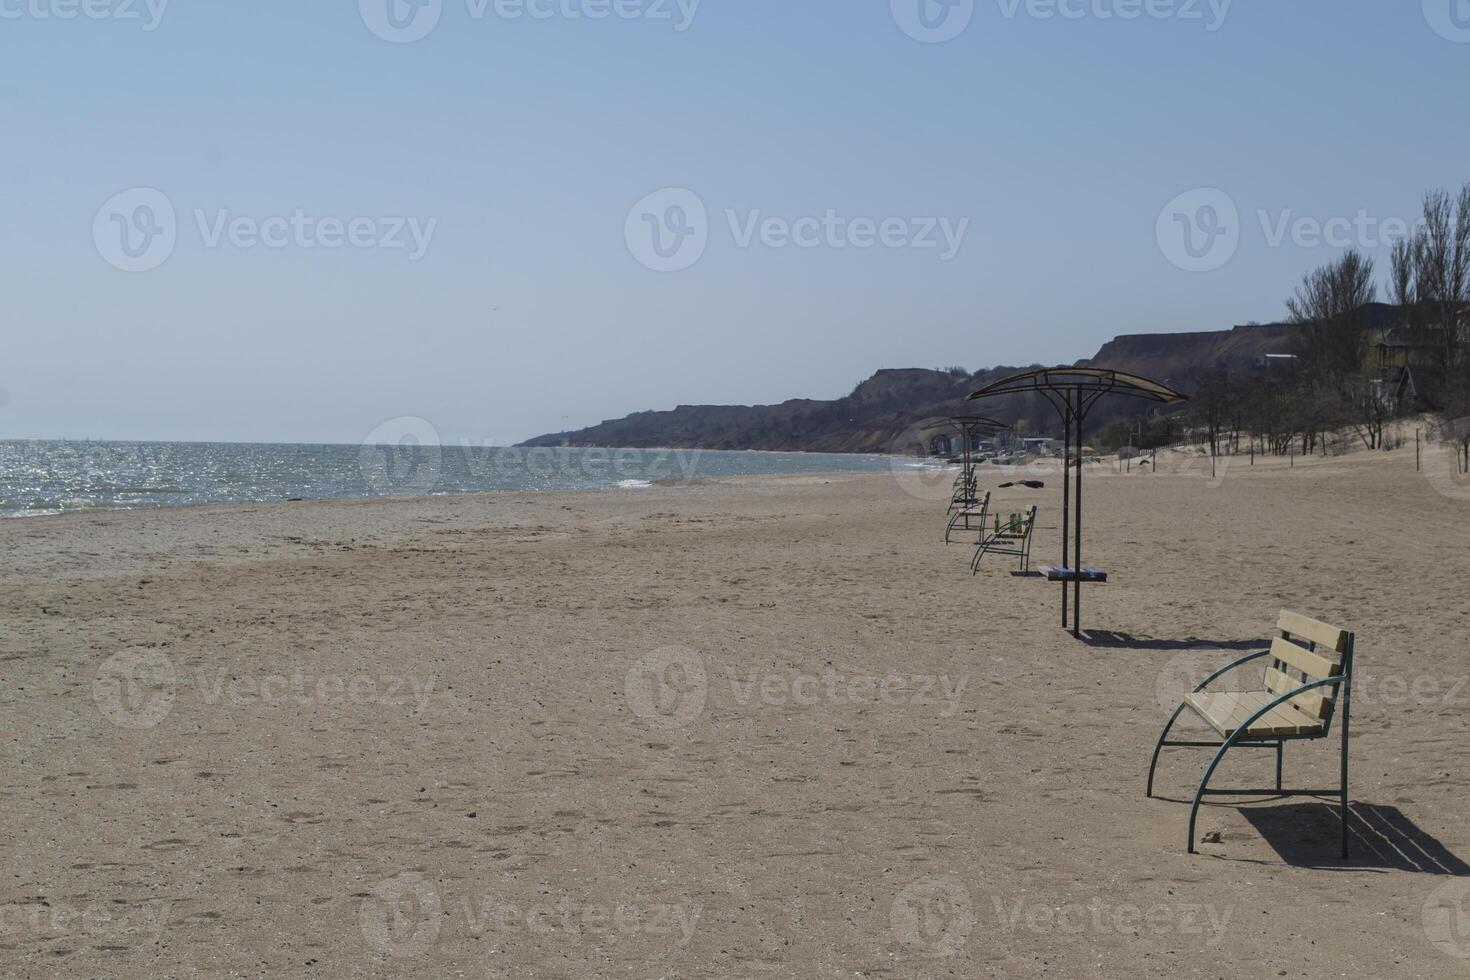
0,441,903,517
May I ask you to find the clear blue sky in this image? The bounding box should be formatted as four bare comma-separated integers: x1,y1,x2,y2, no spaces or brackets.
2,1,1466,444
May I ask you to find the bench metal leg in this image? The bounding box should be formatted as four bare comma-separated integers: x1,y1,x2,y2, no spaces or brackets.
945,510,962,544
971,541,998,575
1146,703,1187,798
1275,739,1283,792
1339,710,1350,859
1187,729,1249,854
972,543,1020,575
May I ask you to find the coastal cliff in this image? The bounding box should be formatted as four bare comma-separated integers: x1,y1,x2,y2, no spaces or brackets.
520,321,1304,452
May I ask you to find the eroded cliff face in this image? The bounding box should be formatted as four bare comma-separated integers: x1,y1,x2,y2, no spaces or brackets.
520,322,1307,453
1085,322,1297,383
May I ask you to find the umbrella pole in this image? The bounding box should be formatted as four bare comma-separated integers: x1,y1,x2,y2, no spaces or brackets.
1060,393,1071,629
1074,404,1085,636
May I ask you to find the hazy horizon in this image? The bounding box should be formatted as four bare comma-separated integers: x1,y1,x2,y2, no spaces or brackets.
4,1,1467,445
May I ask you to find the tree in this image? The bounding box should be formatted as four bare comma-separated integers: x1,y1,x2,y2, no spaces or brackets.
1389,236,1417,310
1282,250,1386,447
1189,366,1233,457
1286,249,1377,385
1411,185,1470,370
1238,371,1299,456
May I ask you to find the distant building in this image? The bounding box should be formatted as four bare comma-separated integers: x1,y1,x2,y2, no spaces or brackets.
1257,353,1299,369
1368,315,1464,413
1371,304,1470,371
1374,330,1439,372
927,434,955,457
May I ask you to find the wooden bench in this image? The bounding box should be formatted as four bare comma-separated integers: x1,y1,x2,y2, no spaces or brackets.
944,490,991,544
970,505,1037,575
1147,610,1356,856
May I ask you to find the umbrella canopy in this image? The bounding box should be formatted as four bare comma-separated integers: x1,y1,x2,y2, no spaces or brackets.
967,367,1187,406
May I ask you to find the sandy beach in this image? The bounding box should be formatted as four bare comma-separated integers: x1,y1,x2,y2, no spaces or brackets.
3,446,1469,978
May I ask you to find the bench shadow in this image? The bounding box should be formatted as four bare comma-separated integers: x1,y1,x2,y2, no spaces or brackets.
1077,631,1261,651
1239,802,1470,874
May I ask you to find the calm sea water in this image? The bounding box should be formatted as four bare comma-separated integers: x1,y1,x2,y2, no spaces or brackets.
0,441,910,517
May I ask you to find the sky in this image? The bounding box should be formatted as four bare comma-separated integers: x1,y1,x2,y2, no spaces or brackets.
1,0,1467,445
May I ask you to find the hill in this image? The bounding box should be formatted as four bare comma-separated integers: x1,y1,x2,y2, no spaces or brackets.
1086,321,1295,381
519,319,1311,453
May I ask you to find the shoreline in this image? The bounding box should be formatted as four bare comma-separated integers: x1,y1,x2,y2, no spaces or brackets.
0,471,881,584
6,432,1437,524
1,438,1431,526
0,468,838,527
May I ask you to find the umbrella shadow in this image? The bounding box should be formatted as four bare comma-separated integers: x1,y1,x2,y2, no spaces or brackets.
1077,631,1261,651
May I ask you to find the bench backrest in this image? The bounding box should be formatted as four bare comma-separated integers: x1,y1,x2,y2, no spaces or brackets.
1265,610,1354,724
997,505,1037,537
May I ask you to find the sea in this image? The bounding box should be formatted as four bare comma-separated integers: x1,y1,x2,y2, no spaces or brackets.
0,440,925,518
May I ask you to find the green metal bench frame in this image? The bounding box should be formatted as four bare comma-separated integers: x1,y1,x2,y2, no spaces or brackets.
945,490,991,544
949,470,979,514
1146,612,1356,857
970,505,1037,575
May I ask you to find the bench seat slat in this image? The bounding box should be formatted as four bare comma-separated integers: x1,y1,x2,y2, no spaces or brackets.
1184,691,1326,738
